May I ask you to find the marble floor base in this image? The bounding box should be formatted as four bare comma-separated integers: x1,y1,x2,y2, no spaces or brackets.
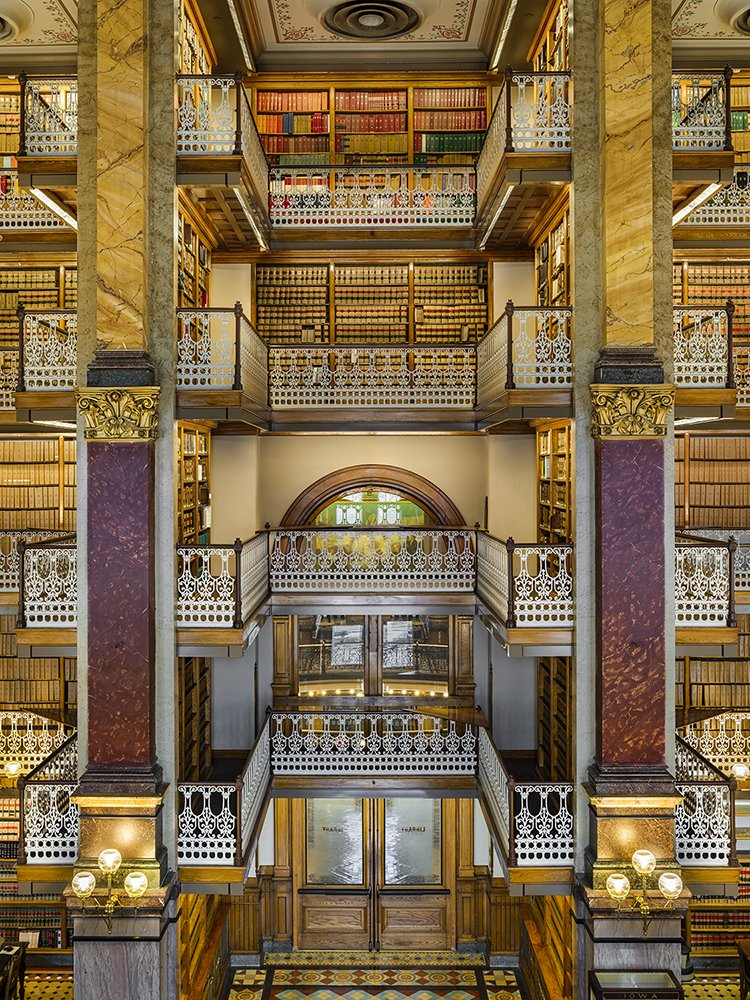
24,971,74,1000
683,973,740,1000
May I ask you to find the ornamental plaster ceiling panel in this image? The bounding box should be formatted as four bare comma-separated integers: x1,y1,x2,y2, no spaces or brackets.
672,0,750,57
0,0,77,66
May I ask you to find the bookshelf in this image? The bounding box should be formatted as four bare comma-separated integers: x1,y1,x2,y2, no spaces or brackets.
252,81,490,165
673,258,750,349
178,656,212,781
731,72,750,158
536,420,572,543
0,86,19,156
0,792,18,863
0,437,76,532
0,615,75,717
178,212,212,310
677,656,750,723
528,0,568,71
179,0,215,74
686,896,750,957
177,422,211,546
537,655,571,781
675,432,750,529
254,259,490,345
0,264,77,352
0,894,70,950
535,209,569,307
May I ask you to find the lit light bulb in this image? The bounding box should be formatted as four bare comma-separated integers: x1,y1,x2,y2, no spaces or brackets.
71,871,96,898
4,761,21,780
732,762,750,780
631,849,656,876
123,871,148,899
97,848,122,876
658,871,683,900
605,872,630,901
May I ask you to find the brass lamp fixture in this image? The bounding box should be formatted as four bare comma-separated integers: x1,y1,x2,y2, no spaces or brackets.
605,849,683,934
70,848,149,934
3,761,21,786
731,762,750,781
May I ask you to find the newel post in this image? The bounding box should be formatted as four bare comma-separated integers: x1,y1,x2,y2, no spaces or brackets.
233,537,243,629
506,537,516,628
233,301,243,391
504,300,515,390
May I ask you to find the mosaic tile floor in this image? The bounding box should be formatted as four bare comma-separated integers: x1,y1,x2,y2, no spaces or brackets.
228,959,519,1000
23,971,74,1000
683,974,740,1000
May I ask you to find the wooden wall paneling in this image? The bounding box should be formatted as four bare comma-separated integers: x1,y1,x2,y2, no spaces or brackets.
452,616,475,699
456,799,477,946
272,616,294,698
272,798,294,946
488,879,523,954
228,879,262,954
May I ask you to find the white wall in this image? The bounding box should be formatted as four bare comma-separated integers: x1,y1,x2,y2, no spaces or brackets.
211,435,260,541
211,262,253,314
211,648,256,750
473,798,491,868
486,435,537,540
492,261,535,318
489,634,536,751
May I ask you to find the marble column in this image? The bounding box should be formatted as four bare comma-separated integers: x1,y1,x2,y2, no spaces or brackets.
72,0,179,995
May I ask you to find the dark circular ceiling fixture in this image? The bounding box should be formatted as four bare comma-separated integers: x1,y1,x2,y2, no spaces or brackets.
323,0,420,39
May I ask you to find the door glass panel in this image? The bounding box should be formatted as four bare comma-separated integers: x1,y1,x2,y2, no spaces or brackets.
297,615,365,696
315,491,432,527
306,798,364,885
381,615,449,697
384,798,442,885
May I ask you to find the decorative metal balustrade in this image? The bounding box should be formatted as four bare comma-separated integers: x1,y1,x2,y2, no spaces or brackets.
674,735,735,867
0,170,71,231
0,712,69,775
0,532,68,593
269,166,475,228
679,165,750,225
675,533,736,627
271,712,476,774
734,348,750,408
18,733,78,864
476,70,572,212
17,535,77,629
0,352,18,412
269,345,476,409
176,305,267,401
673,302,734,388
178,719,270,866
176,533,269,627
476,304,573,402
269,528,476,593
477,728,574,867
476,533,574,628
671,69,732,151
687,529,750,591
18,308,77,391
682,712,750,776
18,74,78,157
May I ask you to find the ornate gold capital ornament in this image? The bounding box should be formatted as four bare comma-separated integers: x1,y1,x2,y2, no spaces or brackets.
77,387,160,441
589,384,676,439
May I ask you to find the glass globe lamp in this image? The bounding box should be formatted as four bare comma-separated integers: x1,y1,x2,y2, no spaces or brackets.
631,849,656,876
606,872,630,901
97,848,122,877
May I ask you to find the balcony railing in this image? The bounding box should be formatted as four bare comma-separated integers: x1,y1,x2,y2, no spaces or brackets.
476,305,573,402
0,712,68,774
678,164,750,225
477,728,574,867
476,534,574,628
0,531,69,593
177,718,270,866
0,352,18,412
17,534,77,629
675,532,736,628
673,301,734,388
18,74,78,157
269,166,476,228
682,712,750,775
476,70,572,211
269,344,476,409
18,733,78,864
675,734,735,867
671,68,732,151
269,527,476,593
17,308,77,392
686,529,750,591
176,305,267,400
176,533,269,628
0,169,71,231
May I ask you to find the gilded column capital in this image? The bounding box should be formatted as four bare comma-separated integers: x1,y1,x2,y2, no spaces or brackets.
589,384,676,439
76,387,160,442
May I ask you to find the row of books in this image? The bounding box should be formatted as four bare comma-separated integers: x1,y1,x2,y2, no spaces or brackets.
256,91,329,113
0,843,17,859
335,91,407,112
261,135,329,155
732,86,750,107
682,684,750,707
676,508,750,527
414,110,486,131
334,134,408,154
338,267,408,285
335,113,406,133
732,111,749,130
676,484,750,503
0,657,69,679
415,288,487,303
677,436,750,458
257,266,329,284
0,440,69,462
415,265,487,284
0,269,60,290
336,305,409,316
413,132,483,153
413,87,486,108
0,511,73,530
676,466,750,484
256,112,329,135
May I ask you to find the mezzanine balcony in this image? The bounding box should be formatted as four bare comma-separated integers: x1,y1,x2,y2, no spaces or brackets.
0,168,75,244
673,300,736,418
674,162,750,236
676,532,738,651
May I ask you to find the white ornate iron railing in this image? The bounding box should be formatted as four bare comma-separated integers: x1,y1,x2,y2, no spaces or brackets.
673,302,734,388
671,68,732,151
477,729,574,867
675,533,736,627
476,534,575,628
176,305,267,401
679,165,750,225
269,528,476,592
269,344,476,409
17,534,77,629
476,70,572,213
0,352,18,412
682,712,750,776
674,735,735,867
476,304,572,402
687,529,750,591
176,534,269,628
734,348,750,408
0,712,69,775
271,711,477,774
269,166,475,228
0,170,71,231
18,74,78,156
177,719,270,866
19,733,79,864
18,309,77,391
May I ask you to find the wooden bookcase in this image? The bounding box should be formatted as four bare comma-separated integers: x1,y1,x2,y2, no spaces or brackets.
673,255,750,350
178,208,212,310
177,422,211,546
0,264,77,352
0,436,76,531
731,71,750,158
528,0,568,71
251,78,490,166
178,656,212,781
536,420,572,544
179,0,215,74
534,205,570,308
0,84,19,156
537,655,572,781
686,897,750,957
0,614,75,717
254,258,490,345
675,432,750,529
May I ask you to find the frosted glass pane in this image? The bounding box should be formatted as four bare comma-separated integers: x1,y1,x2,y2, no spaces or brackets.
306,798,364,885
384,798,441,885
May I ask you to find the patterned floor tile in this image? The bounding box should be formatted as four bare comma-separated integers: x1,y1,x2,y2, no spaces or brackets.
684,974,740,1000
264,952,485,968
24,971,75,1000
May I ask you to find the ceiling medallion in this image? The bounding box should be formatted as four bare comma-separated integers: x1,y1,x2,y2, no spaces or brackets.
0,1,34,43
714,0,750,35
322,0,421,39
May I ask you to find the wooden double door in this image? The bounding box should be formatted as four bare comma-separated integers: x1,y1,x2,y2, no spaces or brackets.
292,797,457,951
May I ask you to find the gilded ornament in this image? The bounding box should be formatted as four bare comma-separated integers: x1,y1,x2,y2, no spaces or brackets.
76,387,160,441
589,384,676,439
